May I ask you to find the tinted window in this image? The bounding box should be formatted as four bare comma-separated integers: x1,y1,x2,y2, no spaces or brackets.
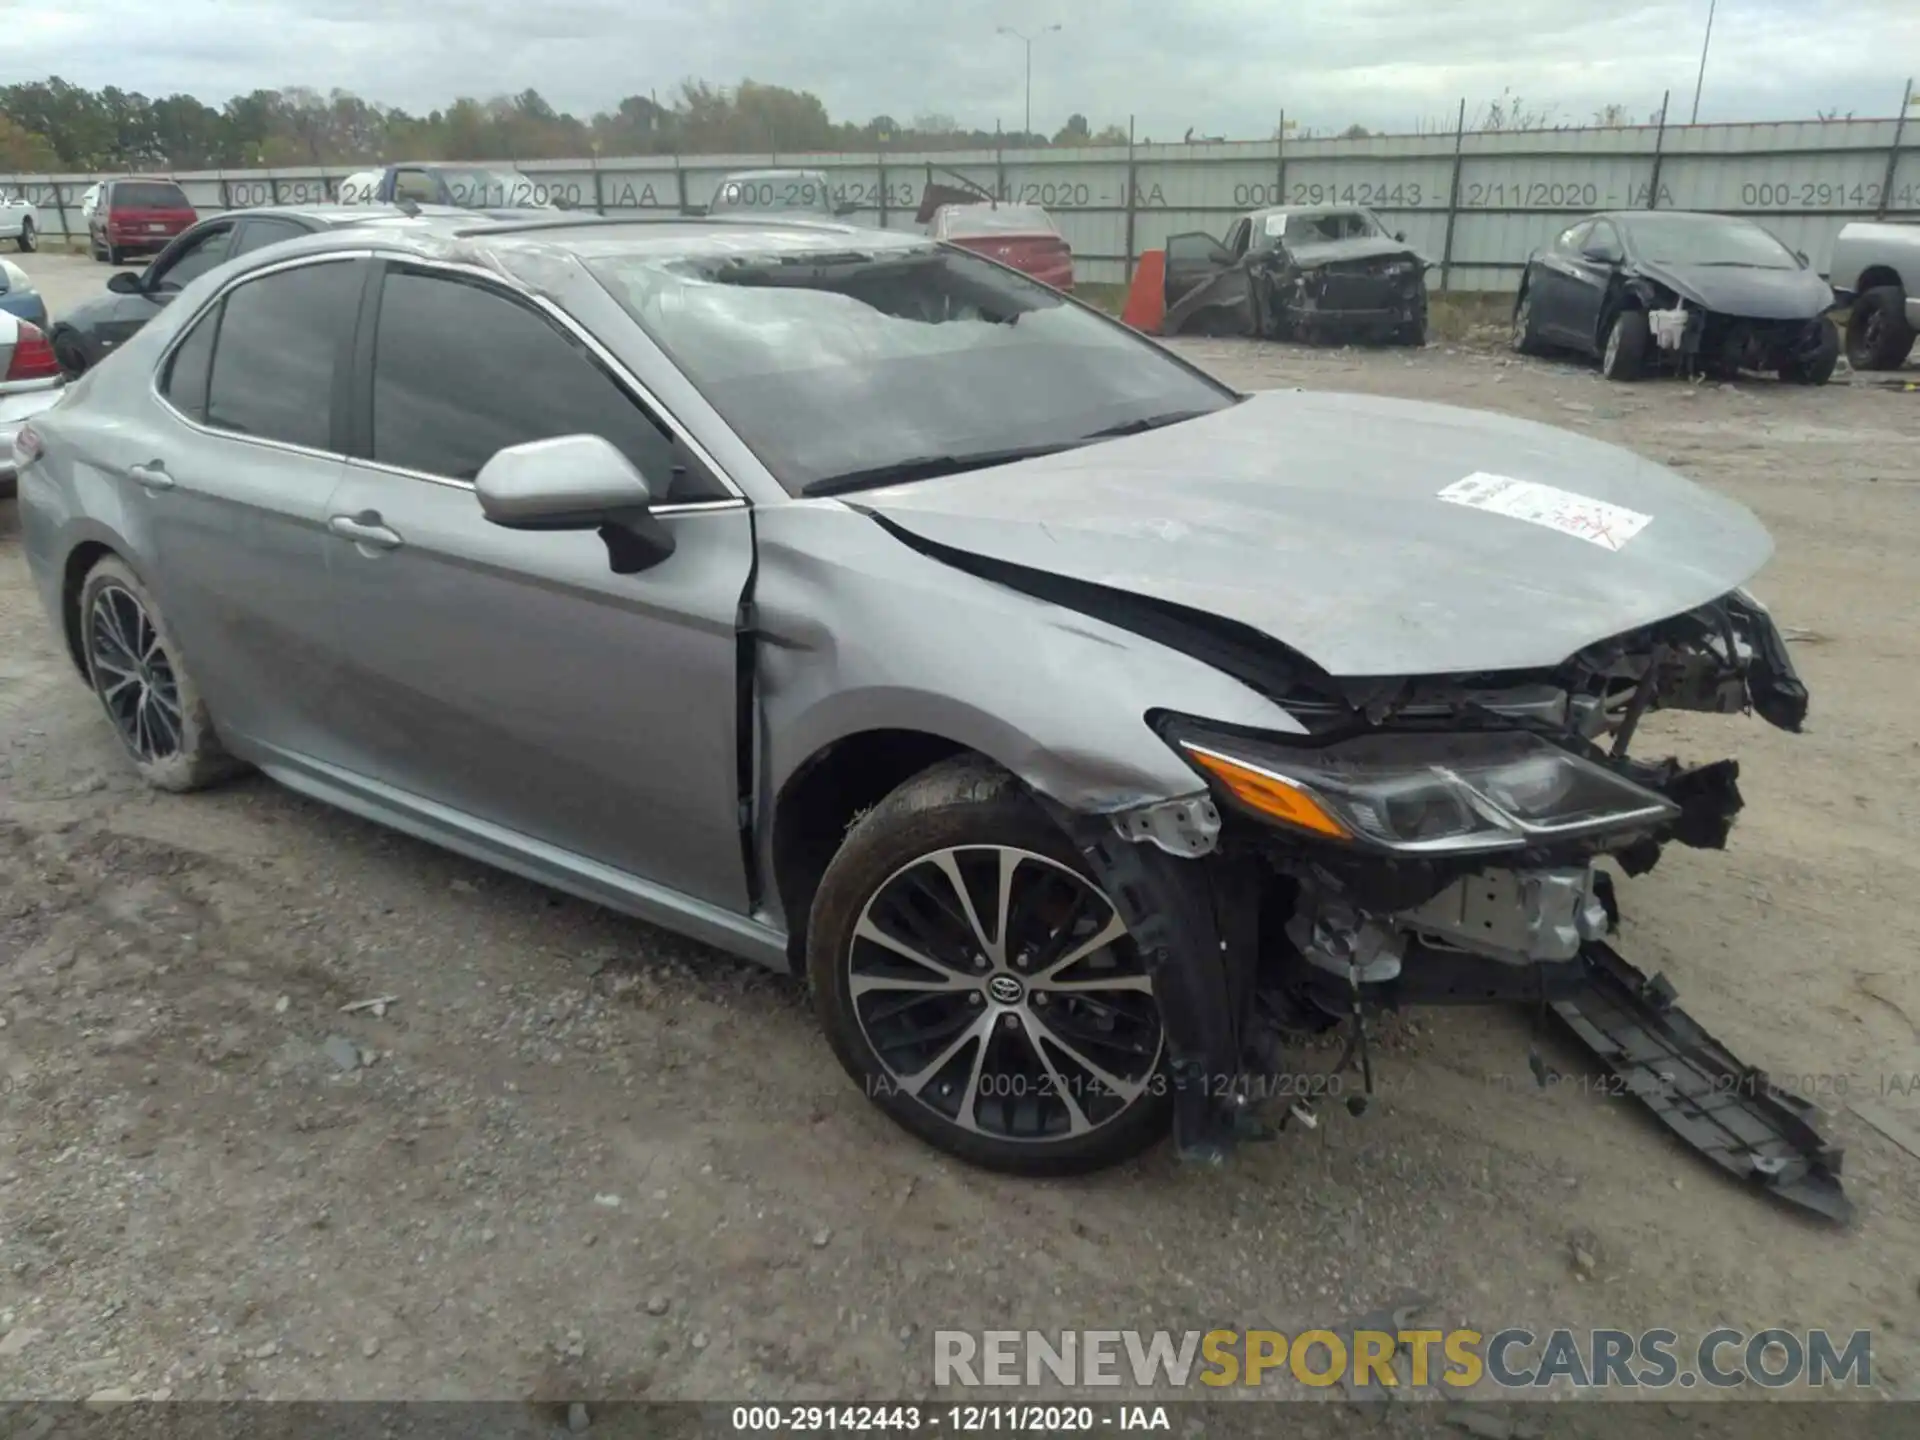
204,259,362,450
161,304,220,423
589,243,1233,495
369,268,685,489
1584,221,1624,259
152,226,233,291
232,218,312,256
114,182,190,210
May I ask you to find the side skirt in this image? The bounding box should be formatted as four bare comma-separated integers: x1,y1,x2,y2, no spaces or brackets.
244,746,792,973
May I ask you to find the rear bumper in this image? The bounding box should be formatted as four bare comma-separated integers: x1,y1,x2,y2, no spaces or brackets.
0,382,61,491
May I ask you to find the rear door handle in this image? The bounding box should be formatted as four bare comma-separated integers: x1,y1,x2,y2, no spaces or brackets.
128,461,174,492
329,512,404,550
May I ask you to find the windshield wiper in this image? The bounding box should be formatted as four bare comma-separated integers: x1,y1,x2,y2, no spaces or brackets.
1078,407,1218,441
802,441,1082,496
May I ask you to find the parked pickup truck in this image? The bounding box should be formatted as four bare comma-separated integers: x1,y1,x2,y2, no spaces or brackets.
1829,220,1920,370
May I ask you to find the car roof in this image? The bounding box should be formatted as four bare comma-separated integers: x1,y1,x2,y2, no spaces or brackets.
195,214,932,282
1250,204,1372,221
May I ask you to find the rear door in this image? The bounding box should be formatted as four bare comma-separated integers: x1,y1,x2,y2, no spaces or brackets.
131,254,365,756
321,258,757,909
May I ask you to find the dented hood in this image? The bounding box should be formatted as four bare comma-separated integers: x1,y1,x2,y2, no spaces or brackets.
1282,236,1427,270
852,389,1775,678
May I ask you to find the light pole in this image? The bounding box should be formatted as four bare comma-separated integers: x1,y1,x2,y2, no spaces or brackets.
1690,0,1717,124
997,24,1061,143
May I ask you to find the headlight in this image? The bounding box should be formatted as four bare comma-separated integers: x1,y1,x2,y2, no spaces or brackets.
1166,726,1678,854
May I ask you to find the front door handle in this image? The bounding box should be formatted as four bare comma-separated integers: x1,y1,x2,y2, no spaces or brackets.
329,512,404,550
128,461,173,492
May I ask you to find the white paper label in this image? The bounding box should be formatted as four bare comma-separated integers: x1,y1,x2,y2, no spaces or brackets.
1437,472,1652,551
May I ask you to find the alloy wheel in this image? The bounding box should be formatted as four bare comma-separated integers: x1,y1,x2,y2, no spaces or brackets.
848,844,1163,1143
88,584,185,762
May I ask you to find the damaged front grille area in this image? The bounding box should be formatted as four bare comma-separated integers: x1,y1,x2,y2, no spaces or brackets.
1070,589,1847,1221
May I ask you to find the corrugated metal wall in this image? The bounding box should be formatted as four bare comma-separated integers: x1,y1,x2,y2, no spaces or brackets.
5,107,1915,290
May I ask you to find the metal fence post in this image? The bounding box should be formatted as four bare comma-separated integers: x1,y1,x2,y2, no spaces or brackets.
674,153,688,215
266,170,280,206
1275,108,1287,205
1877,77,1913,220
995,124,1007,201
1124,115,1137,286
1647,91,1671,209
48,179,70,246
591,151,605,215
877,144,888,229
1439,99,1467,292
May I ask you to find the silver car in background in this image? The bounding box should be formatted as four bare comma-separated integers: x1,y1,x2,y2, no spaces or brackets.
11,215,1844,1214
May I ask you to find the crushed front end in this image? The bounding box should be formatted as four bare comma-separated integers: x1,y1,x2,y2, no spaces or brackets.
1259,249,1428,344
1063,589,1851,1222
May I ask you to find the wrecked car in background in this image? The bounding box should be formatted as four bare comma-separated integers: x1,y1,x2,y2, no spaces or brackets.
1162,206,1430,344
1514,210,1839,383
1828,219,1920,371
15,215,1847,1222
930,202,1074,290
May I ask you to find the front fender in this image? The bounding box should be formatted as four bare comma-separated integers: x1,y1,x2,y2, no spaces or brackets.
752,500,1304,815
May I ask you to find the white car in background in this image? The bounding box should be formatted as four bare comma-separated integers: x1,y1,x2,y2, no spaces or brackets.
0,189,40,252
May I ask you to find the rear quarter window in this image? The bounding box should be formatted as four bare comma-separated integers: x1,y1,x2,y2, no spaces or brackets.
114,182,190,209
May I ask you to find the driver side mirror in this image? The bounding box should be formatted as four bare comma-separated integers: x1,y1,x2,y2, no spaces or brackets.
475,434,677,573
107,270,145,295
834,200,859,217
1395,231,1407,243
1582,244,1622,264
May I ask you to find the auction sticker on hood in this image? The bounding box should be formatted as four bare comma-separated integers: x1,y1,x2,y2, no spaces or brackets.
1437,473,1653,551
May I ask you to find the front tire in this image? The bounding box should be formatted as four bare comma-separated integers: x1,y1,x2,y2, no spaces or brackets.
16,219,34,253
1780,315,1839,385
1511,284,1544,355
78,556,244,792
1601,308,1649,381
1845,286,1915,371
808,756,1171,1175
51,329,89,379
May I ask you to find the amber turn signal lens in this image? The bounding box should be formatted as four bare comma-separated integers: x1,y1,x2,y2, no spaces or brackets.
1182,744,1352,840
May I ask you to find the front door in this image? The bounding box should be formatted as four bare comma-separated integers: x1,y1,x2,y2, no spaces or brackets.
321,259,755,910
87,220,236,363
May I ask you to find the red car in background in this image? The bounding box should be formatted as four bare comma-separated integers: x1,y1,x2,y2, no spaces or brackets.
89,178,198,266
930,203,1075,290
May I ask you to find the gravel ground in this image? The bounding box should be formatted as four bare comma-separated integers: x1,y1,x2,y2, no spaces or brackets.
3,251,1919,1428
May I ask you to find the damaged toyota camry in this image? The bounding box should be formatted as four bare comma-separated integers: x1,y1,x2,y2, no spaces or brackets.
15,216,1847,1220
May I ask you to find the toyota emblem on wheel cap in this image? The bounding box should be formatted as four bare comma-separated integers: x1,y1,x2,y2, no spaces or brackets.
987,974,1025,1005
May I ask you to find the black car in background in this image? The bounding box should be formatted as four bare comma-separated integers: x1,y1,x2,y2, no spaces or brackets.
50,204,431,377
1512,210,1839,384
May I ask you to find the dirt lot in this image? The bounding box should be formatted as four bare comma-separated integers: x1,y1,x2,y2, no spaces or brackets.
3,250,1920,1422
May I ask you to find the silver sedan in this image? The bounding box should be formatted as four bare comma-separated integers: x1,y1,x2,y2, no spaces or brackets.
12,215,1835,1199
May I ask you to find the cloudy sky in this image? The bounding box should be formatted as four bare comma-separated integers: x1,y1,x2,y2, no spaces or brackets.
8,0,1917,138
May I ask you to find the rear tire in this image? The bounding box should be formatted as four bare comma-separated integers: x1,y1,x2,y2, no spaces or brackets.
105,243,122,266
77,556,245,793
1600,308,1649,381
1845,286,1915,371
16,219,33,253
1780,315,1839,385
807,755,1171,1176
